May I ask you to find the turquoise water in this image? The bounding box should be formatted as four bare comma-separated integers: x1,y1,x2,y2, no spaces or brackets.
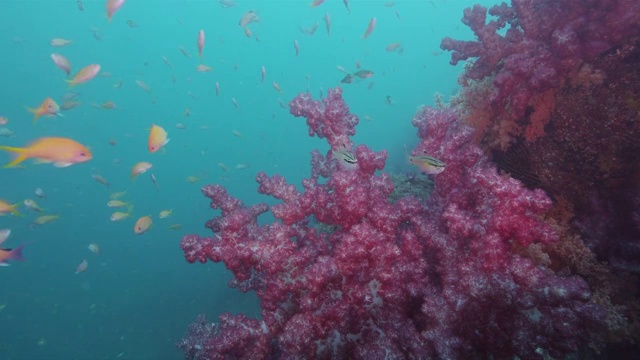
0,1,500,358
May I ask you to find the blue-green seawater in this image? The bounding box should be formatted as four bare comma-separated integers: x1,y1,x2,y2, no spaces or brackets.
0,1,502,358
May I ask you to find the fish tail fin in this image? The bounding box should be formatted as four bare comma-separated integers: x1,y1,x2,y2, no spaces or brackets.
9,243,26,261
10,203,23,217
64,79,75,88
0,146,28,168
24,106,40,121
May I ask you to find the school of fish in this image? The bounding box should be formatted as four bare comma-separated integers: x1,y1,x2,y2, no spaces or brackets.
0,0,446,271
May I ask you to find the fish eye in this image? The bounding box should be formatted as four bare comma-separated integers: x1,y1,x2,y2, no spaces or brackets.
80,152,86,157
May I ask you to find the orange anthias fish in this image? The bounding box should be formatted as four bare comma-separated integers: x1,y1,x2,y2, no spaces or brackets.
25,97,60,121
134,215,152,235
66,64,101,87
0,228,26,266
0,137,92,168
0,200,22,216
106,0,126,22
148,124,170,153
0,243,25,266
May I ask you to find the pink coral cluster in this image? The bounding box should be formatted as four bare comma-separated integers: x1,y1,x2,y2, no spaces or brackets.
442,0,640,117
441,0,640,148
289,87,359,150
178,88,606,359
441,0,640,287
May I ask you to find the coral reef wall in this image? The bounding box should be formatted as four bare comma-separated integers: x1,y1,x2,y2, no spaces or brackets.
176,1,640,358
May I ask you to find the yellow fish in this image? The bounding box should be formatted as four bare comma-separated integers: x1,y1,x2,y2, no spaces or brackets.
186,176,200,183
107,200,129,208
110,191,127,199
110,204,133,222
24,199,45,212
110,211,130,222
409,154,446,175
33,214,60,226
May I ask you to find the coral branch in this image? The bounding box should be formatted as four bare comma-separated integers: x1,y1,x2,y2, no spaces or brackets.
178,88,607,359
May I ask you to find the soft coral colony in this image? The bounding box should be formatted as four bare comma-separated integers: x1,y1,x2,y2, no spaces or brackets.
178,1,640,359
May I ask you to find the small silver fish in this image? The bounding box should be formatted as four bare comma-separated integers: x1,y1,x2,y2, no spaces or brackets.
341,74,354,84
88,243,101,255
353,69,374,79
34,188,46,199
150,173,159,192
0,128,15,137
75,259,88,274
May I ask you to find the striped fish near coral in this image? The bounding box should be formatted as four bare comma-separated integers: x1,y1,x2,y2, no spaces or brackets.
333,148,357,168
409,154,445,175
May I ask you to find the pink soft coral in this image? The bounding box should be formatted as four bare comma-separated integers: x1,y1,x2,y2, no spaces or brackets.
178,88,606,359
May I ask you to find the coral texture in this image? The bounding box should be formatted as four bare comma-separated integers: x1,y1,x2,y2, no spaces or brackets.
442,0,640,149
178,88,607,359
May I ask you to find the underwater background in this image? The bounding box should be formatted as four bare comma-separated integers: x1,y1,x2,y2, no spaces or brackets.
0,1,497,359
